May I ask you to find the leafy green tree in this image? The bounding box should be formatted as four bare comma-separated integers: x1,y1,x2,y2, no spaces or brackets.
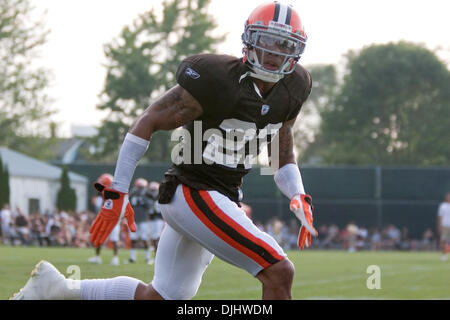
0,156,3,206
295,64,338,163
92,0,225,162
0,155,10,208
56,167,77,212
318,42,450,165
0,0,55,157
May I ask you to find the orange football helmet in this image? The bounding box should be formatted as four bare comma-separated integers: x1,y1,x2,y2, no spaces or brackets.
134,178,149,188
148,181,160,198
242,1,307,82
97,173,113,188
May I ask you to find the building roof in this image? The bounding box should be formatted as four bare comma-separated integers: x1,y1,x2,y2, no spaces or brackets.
55,138,87,164
0,147,88,183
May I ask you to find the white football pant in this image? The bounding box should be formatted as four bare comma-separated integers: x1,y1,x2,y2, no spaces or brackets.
151,184,286,300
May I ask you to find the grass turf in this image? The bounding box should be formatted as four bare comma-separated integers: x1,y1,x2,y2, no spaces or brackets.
1,245,449,300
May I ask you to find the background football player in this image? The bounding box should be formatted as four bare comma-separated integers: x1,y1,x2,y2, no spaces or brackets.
146,181,165,264
126,178,153,264
12,1,317,300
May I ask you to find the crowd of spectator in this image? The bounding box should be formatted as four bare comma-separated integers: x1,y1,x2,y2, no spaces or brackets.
1,204,96,248
255,217,440,252
0,203,441,252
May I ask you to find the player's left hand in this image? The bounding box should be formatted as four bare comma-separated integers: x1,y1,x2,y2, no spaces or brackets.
89,182,136,247
290,194,318,250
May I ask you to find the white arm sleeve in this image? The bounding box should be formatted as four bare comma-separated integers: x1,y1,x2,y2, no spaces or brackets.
274,163,306,200
111,133,149,193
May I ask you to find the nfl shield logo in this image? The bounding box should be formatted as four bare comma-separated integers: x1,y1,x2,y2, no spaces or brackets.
261,104,270,116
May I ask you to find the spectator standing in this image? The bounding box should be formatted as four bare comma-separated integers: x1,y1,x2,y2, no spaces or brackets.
73,212,92,248
29,213,45,246
287,219,300,250
1,204,12,244
422,228,435,251
437,192,450,261
15,207,30,245
400,227,411,251
384,225,401,250
322,224,339,249
268,217,285,249
317,225,328,248
356,226,368,250
370,228,382,251
339,226,350,250
346,222,359,252
45,213,61,246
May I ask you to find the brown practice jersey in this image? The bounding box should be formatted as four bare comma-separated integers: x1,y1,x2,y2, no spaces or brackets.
162,53,312,203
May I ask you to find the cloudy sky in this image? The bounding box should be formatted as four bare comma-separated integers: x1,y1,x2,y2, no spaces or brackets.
32,0,450,136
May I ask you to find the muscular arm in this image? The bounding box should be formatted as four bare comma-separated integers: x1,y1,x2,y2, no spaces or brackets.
268,117,297,170
110,85,203,193
129,85,203,140
271,116,307,198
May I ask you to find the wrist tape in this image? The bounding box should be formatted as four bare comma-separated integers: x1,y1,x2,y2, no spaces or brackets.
112,133,149,193
274,163,306,199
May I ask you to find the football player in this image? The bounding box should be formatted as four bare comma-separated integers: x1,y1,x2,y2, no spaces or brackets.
87,173,121,266
126,178,152,264
147,181,165,264
11,1,317,300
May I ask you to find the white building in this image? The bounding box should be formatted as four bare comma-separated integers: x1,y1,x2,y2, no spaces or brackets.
0,147,88,215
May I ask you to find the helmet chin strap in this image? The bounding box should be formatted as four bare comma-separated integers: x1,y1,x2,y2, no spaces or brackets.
239,70,283,84
244,49,287,83
249,70,283,83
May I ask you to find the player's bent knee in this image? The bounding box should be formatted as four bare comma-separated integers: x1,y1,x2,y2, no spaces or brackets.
135,283,165,300
158,285,199,300
274,259,295,284
257,258,295,287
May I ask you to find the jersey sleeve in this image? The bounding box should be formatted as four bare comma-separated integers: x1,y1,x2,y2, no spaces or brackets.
176,54,235,119
286,68,312,121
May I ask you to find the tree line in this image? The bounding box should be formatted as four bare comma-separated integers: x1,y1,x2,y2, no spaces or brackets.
1,0,449,167
0,155,10,208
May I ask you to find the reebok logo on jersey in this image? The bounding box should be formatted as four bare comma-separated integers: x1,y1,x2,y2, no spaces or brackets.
103,199,113,210
185,67,200,79
261,105,270,116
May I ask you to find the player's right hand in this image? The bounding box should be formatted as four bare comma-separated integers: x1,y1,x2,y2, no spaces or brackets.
290,194,318,250
89,182,136,247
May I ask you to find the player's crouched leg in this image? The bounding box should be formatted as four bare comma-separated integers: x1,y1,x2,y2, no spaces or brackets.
256,258,295,300
134,283,165,300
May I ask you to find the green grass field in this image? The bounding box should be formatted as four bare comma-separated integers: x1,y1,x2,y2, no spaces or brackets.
1,245,449,300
